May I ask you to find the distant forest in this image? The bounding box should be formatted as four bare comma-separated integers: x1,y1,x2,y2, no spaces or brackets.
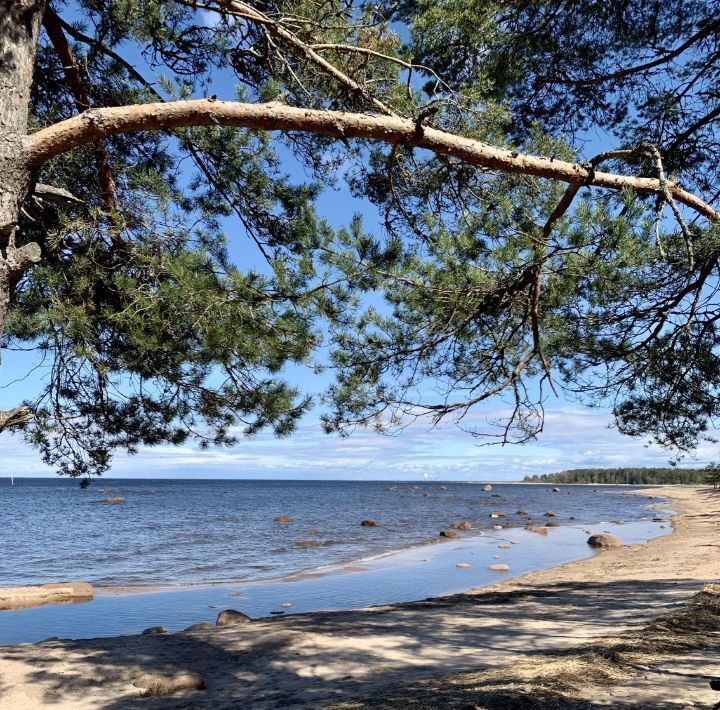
523,468,710,485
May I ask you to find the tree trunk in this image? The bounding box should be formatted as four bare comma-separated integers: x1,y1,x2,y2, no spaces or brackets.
0,0,46,430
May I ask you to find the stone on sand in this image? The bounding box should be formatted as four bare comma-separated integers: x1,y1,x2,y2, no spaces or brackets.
183,622,214,632
216,609,252,627
587,533,623,549
134,671,204,695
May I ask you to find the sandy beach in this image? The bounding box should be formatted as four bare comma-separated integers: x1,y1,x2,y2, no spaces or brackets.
0,485,718,709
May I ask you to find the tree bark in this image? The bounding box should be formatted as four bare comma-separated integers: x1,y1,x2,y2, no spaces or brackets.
24,99,718,221
0,0,46,428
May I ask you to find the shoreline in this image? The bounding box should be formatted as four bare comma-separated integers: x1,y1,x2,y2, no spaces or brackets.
1,485,716,708
91,486,673,597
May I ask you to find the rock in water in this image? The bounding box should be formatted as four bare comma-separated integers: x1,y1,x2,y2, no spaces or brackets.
453,521,473,530
544,511,557,517
587,534,623,549
274,515,292,523
545,521,561,527
488,564,509,572
216,609,252,627
99,497,125,504
525,524,549,535
295,540,321,548
142,626,167,635
489,511,506,518
482,484,492,492
440,530,460,538
360,519,379,527
456,562,471,568
134,671,204,694
552,487,560,492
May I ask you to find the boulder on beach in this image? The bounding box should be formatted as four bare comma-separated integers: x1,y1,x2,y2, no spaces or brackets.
0,582,93,611
440,530,460,538
142,626,167,635
482,484,493,492
488,563,509,572
587,533,623,549
134,671,205,695
452,521,473,530
360,519,379,527
274,515,292,523
183,622,214,632
216,609,252,627
525,524,549,535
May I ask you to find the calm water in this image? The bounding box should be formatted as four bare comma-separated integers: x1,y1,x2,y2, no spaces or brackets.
0,478,667,588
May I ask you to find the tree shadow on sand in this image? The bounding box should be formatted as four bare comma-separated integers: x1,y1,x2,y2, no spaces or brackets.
1,577,717,708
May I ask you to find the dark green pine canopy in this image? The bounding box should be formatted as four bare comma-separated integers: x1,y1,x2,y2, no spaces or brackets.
3,0,720,477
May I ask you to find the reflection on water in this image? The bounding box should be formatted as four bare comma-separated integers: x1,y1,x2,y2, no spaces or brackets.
0,517,671,644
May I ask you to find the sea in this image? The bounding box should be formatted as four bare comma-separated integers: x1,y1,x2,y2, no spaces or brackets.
0,478,673,643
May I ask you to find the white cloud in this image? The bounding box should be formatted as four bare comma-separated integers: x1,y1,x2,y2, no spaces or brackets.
3,404,716,481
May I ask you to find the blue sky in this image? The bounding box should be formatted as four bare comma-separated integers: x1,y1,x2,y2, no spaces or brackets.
1,5,715,481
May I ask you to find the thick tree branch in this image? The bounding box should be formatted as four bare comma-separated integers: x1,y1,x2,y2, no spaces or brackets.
23,99,719,220
0,405,33,431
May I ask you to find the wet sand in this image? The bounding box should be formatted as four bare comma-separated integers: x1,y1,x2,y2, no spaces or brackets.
0,485,717,709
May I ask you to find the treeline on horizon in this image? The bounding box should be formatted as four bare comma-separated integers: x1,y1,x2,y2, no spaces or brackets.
523,468,708,485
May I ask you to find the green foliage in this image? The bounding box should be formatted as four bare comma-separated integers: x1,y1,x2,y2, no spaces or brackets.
524,468,707,485
8,0,720,477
